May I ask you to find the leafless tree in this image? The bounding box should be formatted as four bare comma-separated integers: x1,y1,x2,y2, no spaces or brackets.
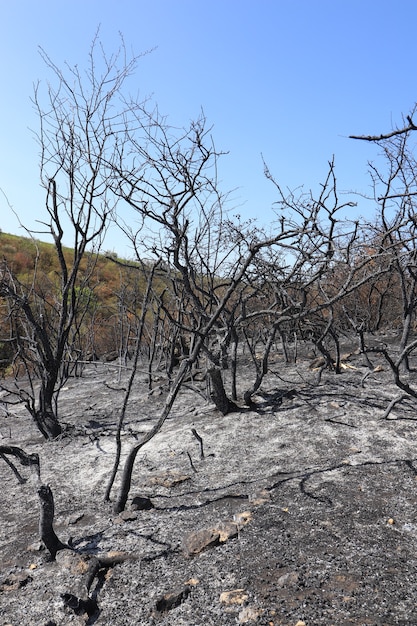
108,112,362,510
351,106,417,370
104,260,160,502
0,35,142,438
111,226,310,512
104,113,394,509
234,158,392,400
112,109,246,407
346,105,417,417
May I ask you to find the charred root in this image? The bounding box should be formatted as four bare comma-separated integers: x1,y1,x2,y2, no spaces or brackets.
61,552,133,622
61,593,98,619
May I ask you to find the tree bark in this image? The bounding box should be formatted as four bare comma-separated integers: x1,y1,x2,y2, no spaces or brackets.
38,484,68,559
34,409,62,440
208,367,239,415
36,385,63,439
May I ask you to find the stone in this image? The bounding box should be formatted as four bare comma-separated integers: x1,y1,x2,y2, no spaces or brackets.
219,589,248,605
182,528,220,556
238,606,264,623
277,571,300,587
218,521,238,542
55,551,94,575
155,585,191,612
27,541,44,553
234,511,253,527
182,511,252,556
130,495,154,511
118,510,138,522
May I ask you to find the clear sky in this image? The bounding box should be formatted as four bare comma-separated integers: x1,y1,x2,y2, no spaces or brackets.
1,0,417,257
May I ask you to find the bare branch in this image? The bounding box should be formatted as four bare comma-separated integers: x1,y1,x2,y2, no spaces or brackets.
350,114,417,141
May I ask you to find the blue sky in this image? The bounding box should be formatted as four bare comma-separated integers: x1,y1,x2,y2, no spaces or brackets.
1,0,417,256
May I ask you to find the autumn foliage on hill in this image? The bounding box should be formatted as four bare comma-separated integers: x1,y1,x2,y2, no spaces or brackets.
0,232,151,371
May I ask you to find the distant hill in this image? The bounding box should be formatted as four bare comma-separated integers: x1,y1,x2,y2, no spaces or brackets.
0,232,150,366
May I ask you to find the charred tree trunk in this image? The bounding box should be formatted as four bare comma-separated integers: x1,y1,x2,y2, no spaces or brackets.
243,326,277,407
229,328,238,402
358,328,375,369
279,326,290,363
113,355,196,514
329,329,341,374
34,407,62,440
38,484,68,559
113,333,239,513
32,380,62,440
399,302,415,372
207,367,239,415
315,339,334,371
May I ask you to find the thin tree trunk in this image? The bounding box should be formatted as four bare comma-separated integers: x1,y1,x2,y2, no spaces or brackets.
358,329,374,369
113,356,193,514
105,262,158,501
104,335,141,501
330,329,341,374
230,329,238,401
244,326,277,406
279,326,290,363
399,307,414,371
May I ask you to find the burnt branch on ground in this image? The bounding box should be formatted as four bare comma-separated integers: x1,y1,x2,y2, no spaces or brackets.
0,445,40,482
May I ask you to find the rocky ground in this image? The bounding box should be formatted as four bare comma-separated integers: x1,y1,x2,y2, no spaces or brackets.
2,343,417,625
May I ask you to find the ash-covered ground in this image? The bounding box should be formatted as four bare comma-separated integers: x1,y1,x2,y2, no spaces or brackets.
2,344,417,625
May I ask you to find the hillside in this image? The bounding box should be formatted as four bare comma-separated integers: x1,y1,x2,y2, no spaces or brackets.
0,232,150,366
0,231,133,306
